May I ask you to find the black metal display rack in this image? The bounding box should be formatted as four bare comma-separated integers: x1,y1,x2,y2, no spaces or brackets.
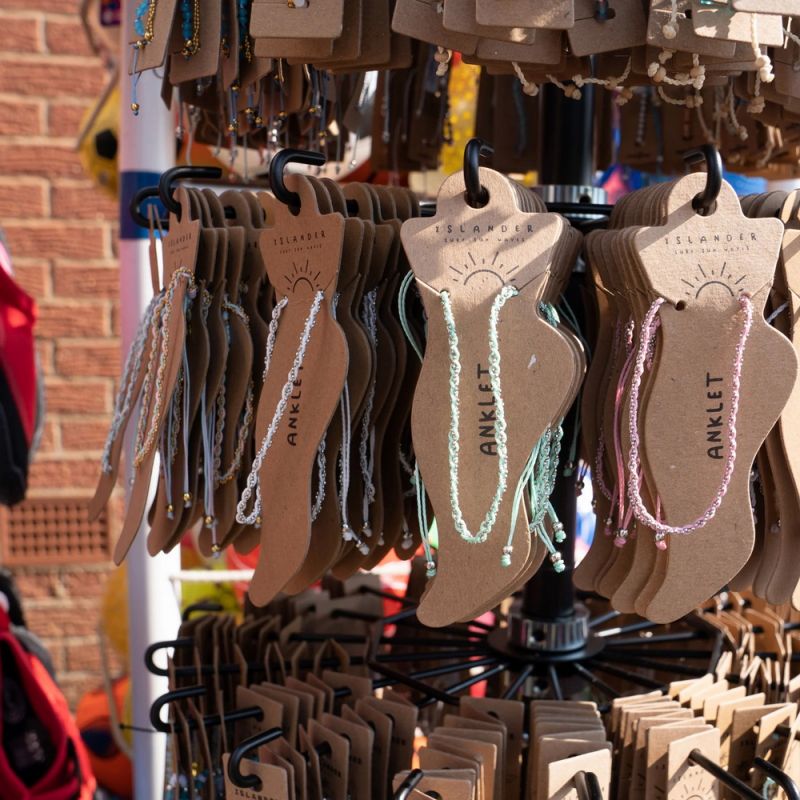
137,83,744,715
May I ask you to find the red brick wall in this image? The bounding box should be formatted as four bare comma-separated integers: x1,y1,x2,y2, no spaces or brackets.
0,2,123,708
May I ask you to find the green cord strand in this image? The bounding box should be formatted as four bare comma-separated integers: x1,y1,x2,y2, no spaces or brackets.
440,286,517,545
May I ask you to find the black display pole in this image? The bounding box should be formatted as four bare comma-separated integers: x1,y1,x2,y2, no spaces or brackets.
538,81,596,187
521,82,596,623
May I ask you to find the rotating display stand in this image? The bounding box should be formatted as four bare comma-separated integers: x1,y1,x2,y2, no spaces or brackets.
361,85,744,707
137,84,753,712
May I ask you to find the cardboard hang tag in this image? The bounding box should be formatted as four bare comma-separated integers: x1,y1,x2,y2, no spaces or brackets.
266,738,308,800
168,0,222,84
393,770,477,800
307,719,349,800
391,0,479,53
351,700,393,800
435,726,502,800
250,683,300,748
249,0,345,39
236,685,285,742
538,738,611,800
400,167,578,626
545,747,612,800
258,747,297,800
646,724,714,800
728,703,791,781
568,0,647,57
690,1,784,47
442,0,536,42
223,751,293,800
647,4,738,57
114,191,200,564
476,0,575,29
734,0,800,9
666,728,721,800
321,712,373,800
246,177,348,607
474,29,563,64
299,725,324,800
461,697,524,800
129,0,178,71
360,696,418,781
630,174,797,622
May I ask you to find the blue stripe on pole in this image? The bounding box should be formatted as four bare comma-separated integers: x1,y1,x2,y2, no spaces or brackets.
120,170,164,240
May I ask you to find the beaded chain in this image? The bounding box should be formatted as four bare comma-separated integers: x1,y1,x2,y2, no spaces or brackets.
133,268,197,469
415,463,435,577
440,284,517,545
213,299,253,488
179,340,192,508
235,294,288,525
331,295,368,553
626,293,754,546
236,291,325,526
358,289,379,540
180,0,200,57
238,0,253,62
310,437,327,522
611,318,637,545
200,371,218,545
593,318,624,507
158,382,177,516
133,0,157,46
504,430,566,572
102,293,162,474
159,330,187,519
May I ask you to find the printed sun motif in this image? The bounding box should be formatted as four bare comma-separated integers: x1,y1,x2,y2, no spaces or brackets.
670,772,715,800
680,263,747,299
448,251,521,287
286,260,323,294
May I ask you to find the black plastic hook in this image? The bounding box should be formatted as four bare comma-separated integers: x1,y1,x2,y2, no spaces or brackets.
269,148,326,209
463,138,494,209
149,685,205,733
684,144,723,216
158,166,224,215
688,749,762,800
227,727,284,791
130,185,167,230
149,684,265,734
754,757,800,800
394,769,424,800
144,637,193,677
574,771,604,800
182,600,224,621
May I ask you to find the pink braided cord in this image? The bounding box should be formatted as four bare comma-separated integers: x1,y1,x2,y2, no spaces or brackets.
626,293,754,537
594,319,623,502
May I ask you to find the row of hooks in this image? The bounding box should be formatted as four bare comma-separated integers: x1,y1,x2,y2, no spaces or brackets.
130,139,725,234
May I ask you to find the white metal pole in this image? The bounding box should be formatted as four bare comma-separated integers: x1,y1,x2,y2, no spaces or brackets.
119,9,181,799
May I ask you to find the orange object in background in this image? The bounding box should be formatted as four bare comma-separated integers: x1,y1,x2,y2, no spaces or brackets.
76,677,133,800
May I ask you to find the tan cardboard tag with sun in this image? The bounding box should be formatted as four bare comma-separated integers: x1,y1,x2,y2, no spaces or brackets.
400,166,579,626
627,174,797,622
241,175,348,607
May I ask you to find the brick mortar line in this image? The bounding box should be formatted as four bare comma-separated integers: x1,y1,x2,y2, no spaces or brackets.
0,135,85,147
0,176,50,186
29,298,113,307
0,52,101,66
4,220,117,229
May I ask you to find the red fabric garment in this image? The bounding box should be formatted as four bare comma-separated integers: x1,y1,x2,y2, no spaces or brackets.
0,265,37,446
0,607,96,800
